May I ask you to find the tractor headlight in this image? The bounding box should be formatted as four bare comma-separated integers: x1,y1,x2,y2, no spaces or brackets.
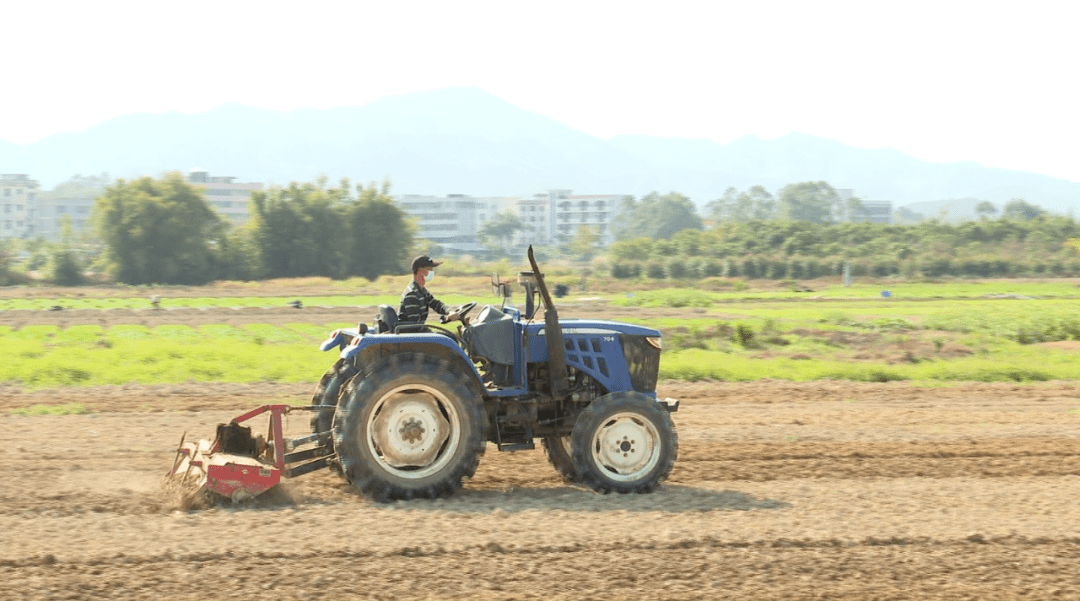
646,336,662,350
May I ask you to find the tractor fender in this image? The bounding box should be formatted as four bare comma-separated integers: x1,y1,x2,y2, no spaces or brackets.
340,334,485,397
319,327,361,352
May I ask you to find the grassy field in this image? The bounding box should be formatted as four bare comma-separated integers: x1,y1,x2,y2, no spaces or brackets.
0,278,1077,388
0,323,350,388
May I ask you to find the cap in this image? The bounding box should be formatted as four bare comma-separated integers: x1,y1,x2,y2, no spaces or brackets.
411,255,442,273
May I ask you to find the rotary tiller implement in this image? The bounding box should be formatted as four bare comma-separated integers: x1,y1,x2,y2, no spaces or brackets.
165,404,333,502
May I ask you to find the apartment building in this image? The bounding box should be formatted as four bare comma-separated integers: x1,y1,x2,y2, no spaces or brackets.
1,174,40,239
550,190,624,246
395,189,626,254
34,178,103,242
836,188,892,224
515,194,553,247
187,168,263,223
395,193,513,253
857,200,893,224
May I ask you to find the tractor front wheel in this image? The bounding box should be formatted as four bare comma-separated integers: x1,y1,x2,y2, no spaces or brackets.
570,392,677,494
334,353,486,502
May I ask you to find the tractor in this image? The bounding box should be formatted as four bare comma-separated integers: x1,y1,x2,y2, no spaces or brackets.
167,247,678,503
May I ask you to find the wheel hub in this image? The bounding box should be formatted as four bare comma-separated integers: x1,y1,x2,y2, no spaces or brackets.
593,413,660,481
371,392,450,469
399,418,426,444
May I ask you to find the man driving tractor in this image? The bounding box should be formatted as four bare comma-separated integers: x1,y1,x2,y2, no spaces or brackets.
399,255,460,326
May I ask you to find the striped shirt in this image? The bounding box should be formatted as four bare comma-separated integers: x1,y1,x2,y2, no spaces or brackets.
399,280,448,325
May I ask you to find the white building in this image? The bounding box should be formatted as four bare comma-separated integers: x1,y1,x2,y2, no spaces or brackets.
395,194,513,253
514,194,553,247
396,189,627,254
550,190,624,246
34,177,105,242
187,168,263,223
1,174,40,239
837,188,892,224
857,201,893,224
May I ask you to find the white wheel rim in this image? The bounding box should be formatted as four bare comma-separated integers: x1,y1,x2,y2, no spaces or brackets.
558,435,573,457
366,384,460,479
590,412,661,482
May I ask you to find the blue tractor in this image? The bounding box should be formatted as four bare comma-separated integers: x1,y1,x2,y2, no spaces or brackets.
307,247,679,501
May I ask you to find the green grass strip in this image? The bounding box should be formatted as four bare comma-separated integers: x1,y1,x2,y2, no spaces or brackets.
10,403,90,416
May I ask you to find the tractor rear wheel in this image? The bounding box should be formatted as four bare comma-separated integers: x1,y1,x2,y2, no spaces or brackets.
334,353,486,502
310,361,358,435
542,435,580,483
570,392,677,494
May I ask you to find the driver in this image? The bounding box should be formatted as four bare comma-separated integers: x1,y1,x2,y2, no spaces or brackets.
399,255,459,326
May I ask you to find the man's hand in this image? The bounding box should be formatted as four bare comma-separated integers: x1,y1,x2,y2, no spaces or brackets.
446,311,460,322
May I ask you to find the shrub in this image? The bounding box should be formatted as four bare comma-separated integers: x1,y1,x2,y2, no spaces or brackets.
49,249,85,286
920,257,953,277
666,257,689,279
699,258,723,278
787,258,804,279
766,258,787,280
734,323,756,347
611,262,641,279
741,258,758,279
871,258,899,277
646,262,666,279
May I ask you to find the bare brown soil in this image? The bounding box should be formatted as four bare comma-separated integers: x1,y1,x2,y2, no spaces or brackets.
3,297,1080,599
2,379,1080,600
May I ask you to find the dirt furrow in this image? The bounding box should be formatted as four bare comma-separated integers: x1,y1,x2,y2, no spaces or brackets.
3,538,1079,601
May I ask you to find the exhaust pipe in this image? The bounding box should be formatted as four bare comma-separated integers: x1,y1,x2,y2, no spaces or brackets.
527,246,569,398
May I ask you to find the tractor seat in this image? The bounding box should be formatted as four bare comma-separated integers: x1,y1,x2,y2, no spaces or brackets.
377,304,428,334
376,305,398,333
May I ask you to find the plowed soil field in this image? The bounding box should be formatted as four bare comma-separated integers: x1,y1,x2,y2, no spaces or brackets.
2,307,1080,600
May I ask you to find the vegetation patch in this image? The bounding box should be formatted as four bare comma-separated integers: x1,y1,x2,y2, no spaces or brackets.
10,403,90,416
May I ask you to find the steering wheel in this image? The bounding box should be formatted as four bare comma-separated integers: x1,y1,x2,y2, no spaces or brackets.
440,301,477,324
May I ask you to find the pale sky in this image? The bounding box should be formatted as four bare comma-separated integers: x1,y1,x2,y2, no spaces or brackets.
3,0,1078,182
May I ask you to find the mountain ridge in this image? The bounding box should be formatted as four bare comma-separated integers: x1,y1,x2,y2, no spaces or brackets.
2,87,1078,216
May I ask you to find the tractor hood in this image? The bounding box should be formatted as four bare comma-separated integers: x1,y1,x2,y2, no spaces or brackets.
524,318,662,395
526,319,661,339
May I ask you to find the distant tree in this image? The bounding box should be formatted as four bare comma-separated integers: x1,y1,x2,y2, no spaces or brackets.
48,173,111,197
478,211,525,256
706,187,738,223
48,216,85,285
94,173,223,285
613,192,703,240
0,239,13,284
248,178,413,281
844,196,868,222
896,206,925,224
563,225,601,262
249,180,349,279
707,185,777,223
411,238,444,261
347,181,415,279
215,221,263,281
22,237,49,271
975,201,998,219
608,237,654,262
1002,199,1048,221
777,181,841,224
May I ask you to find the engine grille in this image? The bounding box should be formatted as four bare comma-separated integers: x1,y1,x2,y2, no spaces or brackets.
621,335,660,393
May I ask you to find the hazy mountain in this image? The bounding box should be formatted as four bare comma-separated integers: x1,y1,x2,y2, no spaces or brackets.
3,87,1079,215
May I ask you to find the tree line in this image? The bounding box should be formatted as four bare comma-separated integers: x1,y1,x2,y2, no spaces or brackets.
606,187,1080,280
92,173,414,285
5,174,1077,286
